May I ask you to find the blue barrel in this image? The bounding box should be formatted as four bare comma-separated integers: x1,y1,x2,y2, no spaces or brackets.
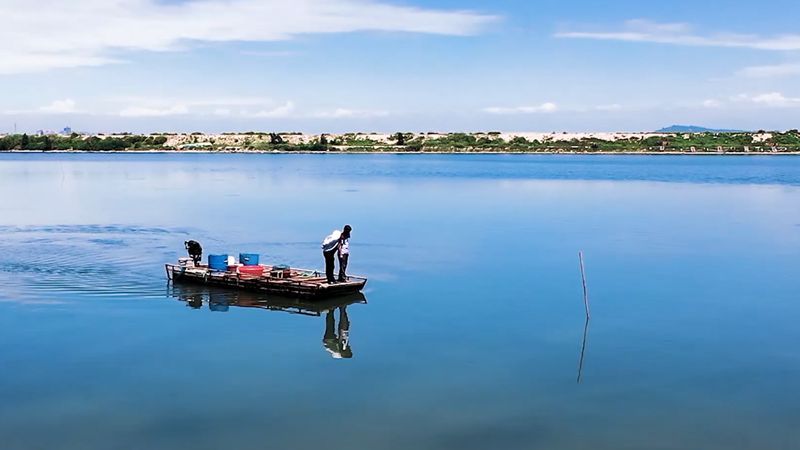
209,301,229,312
239,253,260,266
209,292,229,312
208,254,228,271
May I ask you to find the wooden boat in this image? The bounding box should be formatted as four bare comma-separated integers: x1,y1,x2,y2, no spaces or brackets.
165,259,367,300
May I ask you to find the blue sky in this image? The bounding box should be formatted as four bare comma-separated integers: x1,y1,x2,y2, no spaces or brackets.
2,0,800,133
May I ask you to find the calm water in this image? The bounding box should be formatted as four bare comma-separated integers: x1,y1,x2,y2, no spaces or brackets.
1,154,799,450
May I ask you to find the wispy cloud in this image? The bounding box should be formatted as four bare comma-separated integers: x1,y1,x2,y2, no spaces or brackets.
4,98,85,115
483,103,557,115
595,104,622,111
254,102,296,118
0,0,498,74
107,96,277,108
737,63,800,78
732,92,800,107
119,105,190,117
29,98,390,119
240,50,298,57
555,19,800,51
312,108,390,119
39,99,82,113
111,96,287,117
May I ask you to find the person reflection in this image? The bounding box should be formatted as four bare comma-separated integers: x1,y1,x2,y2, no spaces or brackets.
186,294,204,309
323,306,352,359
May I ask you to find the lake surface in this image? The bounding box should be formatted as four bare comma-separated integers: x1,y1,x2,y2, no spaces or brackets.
1,153,799,450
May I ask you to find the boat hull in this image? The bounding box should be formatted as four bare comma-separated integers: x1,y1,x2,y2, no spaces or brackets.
166,263,366,300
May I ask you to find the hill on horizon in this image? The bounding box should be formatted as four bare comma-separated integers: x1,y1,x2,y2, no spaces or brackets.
656,125,748,133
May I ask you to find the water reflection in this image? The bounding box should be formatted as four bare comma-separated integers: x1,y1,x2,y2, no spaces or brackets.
168,284,367,358
576,318,590,384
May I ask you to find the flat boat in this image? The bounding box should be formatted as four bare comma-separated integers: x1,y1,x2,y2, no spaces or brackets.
165,259,367,300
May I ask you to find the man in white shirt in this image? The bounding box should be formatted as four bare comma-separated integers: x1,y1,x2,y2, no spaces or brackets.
320,225,352,283
321,229,341,283
338,225,352,282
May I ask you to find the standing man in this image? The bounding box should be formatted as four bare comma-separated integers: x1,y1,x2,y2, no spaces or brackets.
321,229,342,283
338,225,352,282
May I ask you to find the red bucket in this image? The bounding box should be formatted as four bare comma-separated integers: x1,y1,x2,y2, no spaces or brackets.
239,265,265,276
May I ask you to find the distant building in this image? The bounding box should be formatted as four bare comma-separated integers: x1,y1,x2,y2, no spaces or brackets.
61,127,72,135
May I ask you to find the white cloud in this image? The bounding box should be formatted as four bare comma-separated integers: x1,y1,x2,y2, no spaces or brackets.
732,92,800,107
313,108,390,119
0,0,497,74
107,96,276,108
702,99,721,108
483,103,558,114
39,99,82,113
595,104,622,111
555,19,800,51
112,96,286,117
119,105,190,117
254,102,296,118
737,63,800,78
3,98,85,115
240,50,298,57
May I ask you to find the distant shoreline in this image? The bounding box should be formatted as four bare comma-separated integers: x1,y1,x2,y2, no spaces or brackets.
3,131,799,153
3,149,799,156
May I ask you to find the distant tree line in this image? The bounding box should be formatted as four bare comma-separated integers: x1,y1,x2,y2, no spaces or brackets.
3,130,800,153
0,134,168,151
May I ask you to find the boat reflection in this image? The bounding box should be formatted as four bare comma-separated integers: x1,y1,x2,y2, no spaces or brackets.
168,284,367,359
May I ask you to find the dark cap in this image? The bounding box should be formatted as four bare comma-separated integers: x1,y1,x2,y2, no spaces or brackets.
343,225,352,232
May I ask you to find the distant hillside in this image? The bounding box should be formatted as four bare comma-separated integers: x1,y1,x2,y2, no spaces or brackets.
656,125,747,133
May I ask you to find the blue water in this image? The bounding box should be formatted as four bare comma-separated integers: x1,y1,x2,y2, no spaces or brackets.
1,154,799,450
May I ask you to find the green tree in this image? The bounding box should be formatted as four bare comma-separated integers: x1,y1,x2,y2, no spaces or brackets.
394,132,406,146
21,133,29,149
406,141,423,152
309,134,329,151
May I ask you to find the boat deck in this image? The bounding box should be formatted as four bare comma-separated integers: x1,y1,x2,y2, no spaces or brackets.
166,263,367,300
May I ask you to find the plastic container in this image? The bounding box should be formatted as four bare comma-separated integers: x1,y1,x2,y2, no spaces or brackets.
239,265,265,276
178,257,194,267
208,254,228,271
209,302,229,312
208,292,229,312
239,253,260,266
270,269,292,279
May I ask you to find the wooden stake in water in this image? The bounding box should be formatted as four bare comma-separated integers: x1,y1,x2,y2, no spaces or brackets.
579,252,590,319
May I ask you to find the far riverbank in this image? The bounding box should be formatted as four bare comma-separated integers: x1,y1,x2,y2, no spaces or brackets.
3,149,799,156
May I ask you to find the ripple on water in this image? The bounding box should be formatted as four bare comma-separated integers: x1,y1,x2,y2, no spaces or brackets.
0,225,190,302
